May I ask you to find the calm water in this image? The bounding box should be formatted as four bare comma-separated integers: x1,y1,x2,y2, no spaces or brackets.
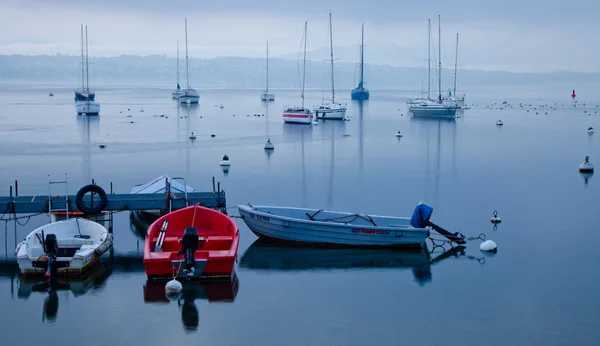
0,85,599,346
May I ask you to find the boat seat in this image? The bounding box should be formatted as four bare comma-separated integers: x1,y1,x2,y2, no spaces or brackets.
57,237,95,248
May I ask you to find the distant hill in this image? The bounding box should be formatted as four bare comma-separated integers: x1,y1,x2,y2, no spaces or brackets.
0,54,598,91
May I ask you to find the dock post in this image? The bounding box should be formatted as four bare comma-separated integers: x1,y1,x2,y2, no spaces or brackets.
212,177,216,192
108,182,113,234
14,181,18,197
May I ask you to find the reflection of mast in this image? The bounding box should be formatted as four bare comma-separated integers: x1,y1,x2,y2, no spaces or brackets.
434,121,441,207
328,127,335,209
358,101,364,177
186,105,191,179
301,131,306,207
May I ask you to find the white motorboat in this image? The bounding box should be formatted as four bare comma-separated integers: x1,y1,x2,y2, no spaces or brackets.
179,18,199,104
15,218,112,277
315,13,347,120
283,21,314,125
74,25,100,115
260,41,275,101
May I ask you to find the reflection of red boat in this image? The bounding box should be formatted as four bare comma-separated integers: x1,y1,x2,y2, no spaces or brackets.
143,205,239,280
143,271,240,303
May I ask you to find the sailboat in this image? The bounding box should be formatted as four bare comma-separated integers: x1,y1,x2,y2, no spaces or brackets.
179,18,200,104
282,21,314,124
74,25,100,115
408,16,457,118
260,41,275,102
172,40,183,99
351,23,370,100
314,13,347,120
442,33,465,109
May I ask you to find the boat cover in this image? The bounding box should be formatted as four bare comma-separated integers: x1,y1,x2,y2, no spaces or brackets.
410,203,433,228
130,175,194,194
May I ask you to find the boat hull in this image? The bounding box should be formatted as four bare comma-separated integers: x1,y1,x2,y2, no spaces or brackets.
315,108,346,120
409,105,457,118
351,90,370,100
76,102,100,115
260,92,275,101
16,218,112,277
283,112,313,124
237,205,429,248
143,205,239,280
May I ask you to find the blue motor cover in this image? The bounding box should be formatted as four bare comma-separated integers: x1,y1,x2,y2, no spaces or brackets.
410,203,433,228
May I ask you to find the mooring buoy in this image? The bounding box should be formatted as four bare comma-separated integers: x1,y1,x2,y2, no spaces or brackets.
491,210,502,224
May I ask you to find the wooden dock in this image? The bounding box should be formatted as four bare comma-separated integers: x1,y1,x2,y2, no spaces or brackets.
0,177,227,215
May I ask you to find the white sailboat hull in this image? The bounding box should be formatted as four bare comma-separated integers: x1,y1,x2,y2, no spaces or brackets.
261,92,275,101
315,106,346,120
409,103,457,118
283,109,314,124
179,89,199,104
237,205,429,248
15,218,113,276
76,102,100,115
442,96,465,109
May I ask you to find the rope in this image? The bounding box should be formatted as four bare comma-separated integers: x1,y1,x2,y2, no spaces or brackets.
172,258,184,279
307,213,377,226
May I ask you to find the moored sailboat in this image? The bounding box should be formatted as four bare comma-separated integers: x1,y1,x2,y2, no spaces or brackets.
260,41,275,102
172,40,183,99
408,16,457,118
282,21,314,124
74,25,100,115
179,18,200,104
351,23,370,100
315,13,347,120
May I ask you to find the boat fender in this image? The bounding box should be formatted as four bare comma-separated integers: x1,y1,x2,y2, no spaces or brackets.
480,240,497,253
490,210,502,224
165,279,183,301
75,184,108,215
95,233,114,256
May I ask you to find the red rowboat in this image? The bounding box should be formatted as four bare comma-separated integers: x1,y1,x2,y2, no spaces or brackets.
143,205,239,280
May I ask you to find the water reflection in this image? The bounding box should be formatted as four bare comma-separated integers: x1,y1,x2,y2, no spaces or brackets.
143,272,239,333
408,117,457,204
15,262,112,323
76,115,100,183
282,122,313,140
580,172,593,187
239,239,434,285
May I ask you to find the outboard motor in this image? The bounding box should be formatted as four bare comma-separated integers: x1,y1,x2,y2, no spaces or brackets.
44,234,59,277
410,203,466,245
180,227,199,276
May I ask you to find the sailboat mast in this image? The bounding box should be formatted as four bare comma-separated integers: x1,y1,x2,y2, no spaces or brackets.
301,21,307,109
266,41,269,93
437,15,442,103
80,24,84,91
185,18,190,89
453,33,458,96
427,18,431,99
177,40,180,87
329,13,335,103
360,23,364,87
85,25,89,91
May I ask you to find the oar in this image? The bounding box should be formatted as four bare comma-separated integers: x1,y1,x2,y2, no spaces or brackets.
154,219,169,252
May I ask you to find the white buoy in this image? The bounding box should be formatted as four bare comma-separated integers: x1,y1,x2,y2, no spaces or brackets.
220,155,231,166
490,210,502,224
189,132,196,140
480,240,497,253
496,120,503,126
165,279,183,300
264,138,274,150
579,156,594,172
396,131,402,138
588,127,594,134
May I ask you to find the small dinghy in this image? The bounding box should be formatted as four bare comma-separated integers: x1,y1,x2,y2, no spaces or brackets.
16,218,113,277
143,205,239,280
237,202,465,248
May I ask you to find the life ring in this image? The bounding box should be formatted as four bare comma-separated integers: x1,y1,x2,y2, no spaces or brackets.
75,184,108,215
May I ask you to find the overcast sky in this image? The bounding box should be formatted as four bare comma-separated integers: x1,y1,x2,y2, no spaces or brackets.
1,0,598,73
